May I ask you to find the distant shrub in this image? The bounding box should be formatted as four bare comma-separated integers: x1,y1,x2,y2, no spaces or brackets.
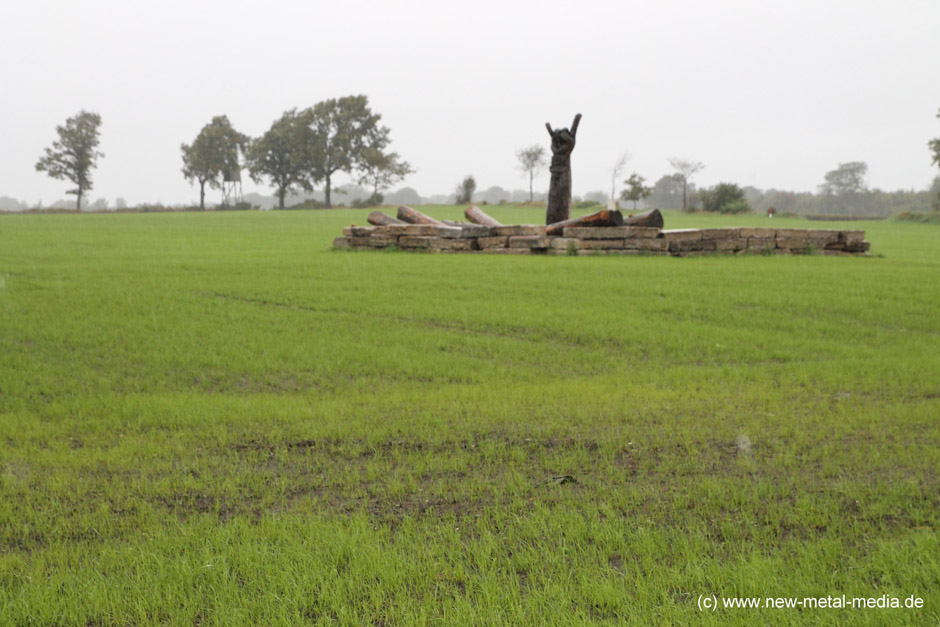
573,200,602,210
700,183,750,214
720,199,751,214
217,202,255,211
285,199,327,210
895,211,940,223
348,193,383,209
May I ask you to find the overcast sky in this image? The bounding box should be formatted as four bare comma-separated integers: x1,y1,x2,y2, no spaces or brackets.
3,0,940,206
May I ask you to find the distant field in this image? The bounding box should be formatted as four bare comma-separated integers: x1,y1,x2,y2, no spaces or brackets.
1,207,938,625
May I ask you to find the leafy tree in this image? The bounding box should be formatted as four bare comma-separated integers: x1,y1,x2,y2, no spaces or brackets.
648,174,685,209
619,173,652,210
246,109,318,209
516,145,547,202
700,182,750,214
181,115,248,210
819,161,868,196
666,157,705,212
307,95,387,209
455,175,476,204
928,108,940,169
356,146,414,206
35,110,104,210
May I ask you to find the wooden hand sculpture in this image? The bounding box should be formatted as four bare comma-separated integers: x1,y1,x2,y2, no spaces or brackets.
545,113,582,225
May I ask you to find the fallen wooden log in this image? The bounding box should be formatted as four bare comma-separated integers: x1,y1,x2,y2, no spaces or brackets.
397,205,446,226
464,205,503,227
545,209,623,236
622,208,663,229
367,211,406,226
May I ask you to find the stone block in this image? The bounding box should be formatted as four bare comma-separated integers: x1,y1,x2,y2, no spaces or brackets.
662,229,703,241
549,237,580,250
494,225,546,236
347,236,373,247
399,236,443,248
343,226,375,237
804,229,843,243
332,237,350,249
739,227,776,238
400,225,459,237
439,225,493,238
375,225,412,236
776,238,812,251
669,239,716,252
562,226,660,239
701,228,741,240
579,239,631,249
715,238,748,251
509,235,552,249
747,238,775,250
369,235,398,248
435,238,477,251
478,236,509,249
843,230,865,245
622,238,669,251
776,228,831,240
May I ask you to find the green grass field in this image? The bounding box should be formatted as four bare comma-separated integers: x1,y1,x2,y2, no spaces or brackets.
1,207,938,625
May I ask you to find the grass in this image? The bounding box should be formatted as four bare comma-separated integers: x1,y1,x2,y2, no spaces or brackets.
1,206,938,625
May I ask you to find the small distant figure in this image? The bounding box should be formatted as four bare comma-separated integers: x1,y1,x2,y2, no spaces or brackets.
767,206,775,219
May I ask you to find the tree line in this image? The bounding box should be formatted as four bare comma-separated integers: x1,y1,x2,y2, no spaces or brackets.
33,96,412,211
181,95,412,210
33,106,940,213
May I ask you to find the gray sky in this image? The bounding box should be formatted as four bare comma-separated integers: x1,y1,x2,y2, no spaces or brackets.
4,0,940,206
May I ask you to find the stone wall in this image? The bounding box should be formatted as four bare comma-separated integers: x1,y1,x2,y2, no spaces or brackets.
333,225,870,256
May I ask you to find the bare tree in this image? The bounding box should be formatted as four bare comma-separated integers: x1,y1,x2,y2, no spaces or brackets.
610,152,631,204
667,157,705,212
516,145,547,202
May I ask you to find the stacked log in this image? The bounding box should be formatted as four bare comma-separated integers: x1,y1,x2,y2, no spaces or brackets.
545,209,623,236
366,211,405,226
465,206,502,227
623,209,664,228
397,205,446,226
